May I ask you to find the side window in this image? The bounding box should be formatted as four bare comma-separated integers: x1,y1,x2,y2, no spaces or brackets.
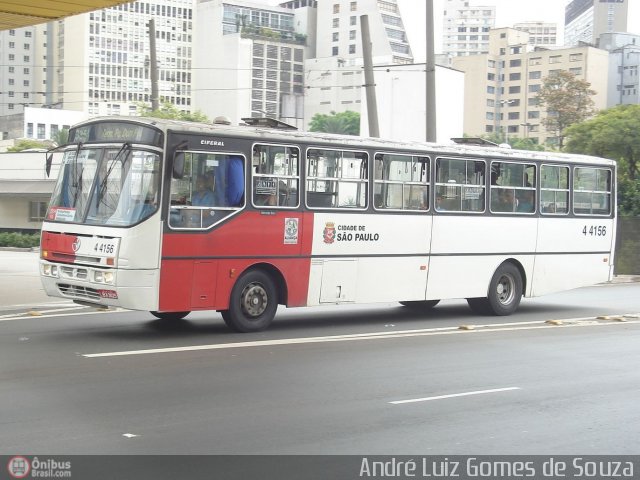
435,157,485,212
540,165,569,214
490,162,536,214
306,148,368,209
573,167,612,216
374,153,429,211
169,152,245,229
252,144,299,208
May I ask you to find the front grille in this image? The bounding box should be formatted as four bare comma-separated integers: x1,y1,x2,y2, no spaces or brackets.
60,266,89,280
57,283,101,301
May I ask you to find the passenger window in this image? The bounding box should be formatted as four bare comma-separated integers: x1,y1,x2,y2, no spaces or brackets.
490,162,536,214
573,167,612,215
169,152,245,229
252,144,299,208
435,158,485,212
540,165,569,214
306,148,368,209
373,153,429,211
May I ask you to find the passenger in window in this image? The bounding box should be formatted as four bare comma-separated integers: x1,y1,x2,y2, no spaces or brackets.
493,188,515,212
192,175,215,206
214,156,245,207
516,190,534,213
435,193,444,211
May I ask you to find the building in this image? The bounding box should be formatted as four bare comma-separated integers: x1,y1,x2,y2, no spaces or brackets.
0,151,60,233
193,0,307,127
0,107,86,146
45,0,195,117
513,21,558,47
359,63,465,144
599,32,640,107
453,28,609,146
302,0,414,129
0,24,48,124
442,0,495,59
564,0,629,47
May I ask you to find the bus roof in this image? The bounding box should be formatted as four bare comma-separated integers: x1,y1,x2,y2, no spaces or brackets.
73,116,616,167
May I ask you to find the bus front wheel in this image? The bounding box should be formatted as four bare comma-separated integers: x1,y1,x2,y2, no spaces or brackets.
150,311,190,321
221,270,278,333
467,263,522,316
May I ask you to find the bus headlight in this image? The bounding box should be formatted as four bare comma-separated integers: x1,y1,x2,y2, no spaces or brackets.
94,270,114,284
42,264,59,277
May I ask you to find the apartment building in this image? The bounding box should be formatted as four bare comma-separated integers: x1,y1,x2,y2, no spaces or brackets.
442,0,495,58
565,0,629,47
599,32,640,107
513,22,558,47
193,0,306,126
45,0,195,117
302,0,413,128
453,28,609,146
0,25,48,126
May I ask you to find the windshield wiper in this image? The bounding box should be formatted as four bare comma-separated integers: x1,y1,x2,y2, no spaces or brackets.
97,142,131,205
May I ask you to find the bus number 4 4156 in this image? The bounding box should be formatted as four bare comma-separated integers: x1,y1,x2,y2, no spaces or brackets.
583,225,607,237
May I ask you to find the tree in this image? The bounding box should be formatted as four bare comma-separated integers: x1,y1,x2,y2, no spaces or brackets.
565,104,640,215
7,139,51,152
536,70,596,150
50,128,69,147
137,101,210,123
309,110,360,135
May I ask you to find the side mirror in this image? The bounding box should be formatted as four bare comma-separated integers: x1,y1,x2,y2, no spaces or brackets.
45,153,53,177
173,151,185,179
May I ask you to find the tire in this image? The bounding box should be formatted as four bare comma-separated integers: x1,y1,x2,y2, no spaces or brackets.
400,300,440,309
150,311,190,321
467,263,523,316
221,270,278,333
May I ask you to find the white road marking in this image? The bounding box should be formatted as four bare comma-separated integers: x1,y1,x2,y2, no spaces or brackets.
389,387,521,405
83,315,640,358
0,307,127,322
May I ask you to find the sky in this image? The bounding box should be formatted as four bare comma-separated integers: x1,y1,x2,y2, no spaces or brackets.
260,0,640,63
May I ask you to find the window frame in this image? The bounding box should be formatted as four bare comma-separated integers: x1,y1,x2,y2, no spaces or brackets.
489,160,537,215
540,163,570,216
572,166,613,217
373,152,431,213
251,142,301,210
434,156,487,214
305,146,369,211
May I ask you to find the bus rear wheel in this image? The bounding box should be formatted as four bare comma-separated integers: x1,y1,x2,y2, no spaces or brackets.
150,311,190,321
400,300,440,309
467,263,522,316
221,269,278,333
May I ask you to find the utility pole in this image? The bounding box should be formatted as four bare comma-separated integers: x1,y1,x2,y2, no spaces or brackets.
360,15,380,138
425,0,436,142
148,19,160,111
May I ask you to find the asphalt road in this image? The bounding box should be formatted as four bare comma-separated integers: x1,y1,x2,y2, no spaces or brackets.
1,274,639,455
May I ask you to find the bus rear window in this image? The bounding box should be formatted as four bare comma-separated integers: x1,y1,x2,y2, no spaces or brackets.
573,167,612,216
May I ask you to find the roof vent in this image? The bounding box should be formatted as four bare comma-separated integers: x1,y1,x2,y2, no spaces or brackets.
213,116,231,125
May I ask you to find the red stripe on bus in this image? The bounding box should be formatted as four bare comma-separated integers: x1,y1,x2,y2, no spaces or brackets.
41,231,78,263
158,211,314,312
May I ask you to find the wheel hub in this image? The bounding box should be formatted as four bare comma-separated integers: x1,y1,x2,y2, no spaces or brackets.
241,283,268,317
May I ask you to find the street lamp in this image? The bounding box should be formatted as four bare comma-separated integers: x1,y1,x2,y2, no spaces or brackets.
498,99,515,144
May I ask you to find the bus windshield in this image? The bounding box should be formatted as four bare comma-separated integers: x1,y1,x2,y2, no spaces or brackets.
47,145,161,227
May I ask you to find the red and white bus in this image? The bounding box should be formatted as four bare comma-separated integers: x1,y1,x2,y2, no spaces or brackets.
40,117,616,332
